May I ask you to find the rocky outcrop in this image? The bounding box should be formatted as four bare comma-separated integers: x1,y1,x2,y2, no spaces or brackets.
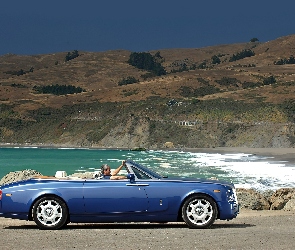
0,169,42,186
283,199,295,211
0,170,95,186
164,142,174,148
269,188,295,210
236,188,295,211
69,172,96,179
236,188,270,210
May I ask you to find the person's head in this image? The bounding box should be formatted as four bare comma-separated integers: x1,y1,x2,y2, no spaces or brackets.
101,164,111,176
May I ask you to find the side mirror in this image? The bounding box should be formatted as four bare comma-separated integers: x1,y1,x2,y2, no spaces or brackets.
127,173,135,183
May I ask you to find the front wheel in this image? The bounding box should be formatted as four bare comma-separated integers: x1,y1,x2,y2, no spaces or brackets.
32,196,68,230
182,194,217,229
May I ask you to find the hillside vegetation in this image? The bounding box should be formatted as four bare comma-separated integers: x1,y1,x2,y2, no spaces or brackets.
1,35,295,148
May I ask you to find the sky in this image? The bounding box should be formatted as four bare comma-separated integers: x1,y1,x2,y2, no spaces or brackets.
1,0,294,55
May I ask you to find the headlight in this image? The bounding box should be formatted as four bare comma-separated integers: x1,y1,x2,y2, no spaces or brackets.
227,188,238,204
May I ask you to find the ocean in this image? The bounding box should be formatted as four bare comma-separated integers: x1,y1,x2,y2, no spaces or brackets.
1,147,295,191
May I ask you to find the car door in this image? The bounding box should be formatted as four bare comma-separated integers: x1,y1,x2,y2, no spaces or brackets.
128,166,169,212
138,180,170,212
83,179,148,214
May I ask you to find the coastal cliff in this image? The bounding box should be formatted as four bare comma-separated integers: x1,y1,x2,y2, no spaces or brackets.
1,35,295,148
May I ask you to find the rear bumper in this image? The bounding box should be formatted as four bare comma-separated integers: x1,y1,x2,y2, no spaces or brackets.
0,212,29,221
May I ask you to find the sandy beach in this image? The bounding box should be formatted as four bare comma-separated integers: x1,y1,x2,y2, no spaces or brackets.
186,146,295,156
182,147,295,165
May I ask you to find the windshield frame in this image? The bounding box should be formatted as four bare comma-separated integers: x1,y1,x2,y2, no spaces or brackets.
125,159,163,179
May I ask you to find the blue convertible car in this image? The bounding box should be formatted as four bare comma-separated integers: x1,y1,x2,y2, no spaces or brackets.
0,160,239,229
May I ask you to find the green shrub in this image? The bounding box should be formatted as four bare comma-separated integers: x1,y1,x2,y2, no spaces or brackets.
128,52,166,76
118,76,139,86
197,61,207,69
170,58,196,73
242,81,262,88
211,55,221,64
263,76,276,85
274,55,295,65
65,50,79,62
10,83,27,88
229,49,255,62
250,38,259,42
4,67,33,76
170,63,189,73
33,84,85,95
215,77,240,87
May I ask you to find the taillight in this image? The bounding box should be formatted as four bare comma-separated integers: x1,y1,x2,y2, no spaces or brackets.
0,190,2,200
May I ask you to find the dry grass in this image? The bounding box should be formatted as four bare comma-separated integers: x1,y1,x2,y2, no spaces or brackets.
1,34,295,114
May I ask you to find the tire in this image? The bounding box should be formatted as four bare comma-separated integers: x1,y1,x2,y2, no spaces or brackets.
32,196,68,230
182,194,217,229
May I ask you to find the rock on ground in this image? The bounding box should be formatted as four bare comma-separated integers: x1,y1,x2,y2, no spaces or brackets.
269,188,295,210
236,188,270,210
0,169,42,186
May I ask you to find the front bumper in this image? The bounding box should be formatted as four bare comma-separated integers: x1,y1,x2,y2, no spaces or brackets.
218,201,239,220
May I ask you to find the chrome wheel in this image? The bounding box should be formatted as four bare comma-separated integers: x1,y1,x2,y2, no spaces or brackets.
182,195,217,229
33,196,68,230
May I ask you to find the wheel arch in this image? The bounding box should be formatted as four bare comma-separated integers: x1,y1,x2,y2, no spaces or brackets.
28,194,69,221
177,192,220,222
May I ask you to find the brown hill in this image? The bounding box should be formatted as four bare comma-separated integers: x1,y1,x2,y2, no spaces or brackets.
1,34,295,148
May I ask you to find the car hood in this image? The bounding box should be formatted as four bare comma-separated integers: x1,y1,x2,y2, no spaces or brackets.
162,176,235,187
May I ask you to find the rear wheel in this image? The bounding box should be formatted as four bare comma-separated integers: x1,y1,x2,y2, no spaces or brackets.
182,194,217,229
32,196,68,230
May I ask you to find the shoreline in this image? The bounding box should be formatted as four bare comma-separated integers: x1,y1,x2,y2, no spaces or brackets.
183,146,295,156
1,143,295,161
1,143,295,153
187,147,295,164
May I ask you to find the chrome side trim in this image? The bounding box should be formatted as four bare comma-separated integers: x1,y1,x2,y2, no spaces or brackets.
126,184,149,186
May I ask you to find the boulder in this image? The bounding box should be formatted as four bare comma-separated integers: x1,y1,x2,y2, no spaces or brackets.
69,172,95,179
269,188,295,210
283,198,295,211
163,142,174,148
236,188,270,210
0,169,42,186
261,189,275,201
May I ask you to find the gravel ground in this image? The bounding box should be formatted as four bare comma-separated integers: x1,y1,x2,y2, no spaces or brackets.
1,209,295,250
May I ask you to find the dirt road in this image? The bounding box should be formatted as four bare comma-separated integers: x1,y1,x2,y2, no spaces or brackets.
1,210,295,250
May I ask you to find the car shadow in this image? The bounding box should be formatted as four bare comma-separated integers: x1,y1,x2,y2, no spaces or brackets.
3,222,255,230
211,223,255,229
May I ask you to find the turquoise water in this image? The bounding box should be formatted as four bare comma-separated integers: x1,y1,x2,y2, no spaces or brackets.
0,147,133,176
1,147,295,191
0,147,214,178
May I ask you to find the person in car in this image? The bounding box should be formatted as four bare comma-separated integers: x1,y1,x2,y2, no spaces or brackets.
101,160,127,180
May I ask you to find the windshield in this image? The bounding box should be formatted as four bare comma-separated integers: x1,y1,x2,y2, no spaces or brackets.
126,160,163,179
